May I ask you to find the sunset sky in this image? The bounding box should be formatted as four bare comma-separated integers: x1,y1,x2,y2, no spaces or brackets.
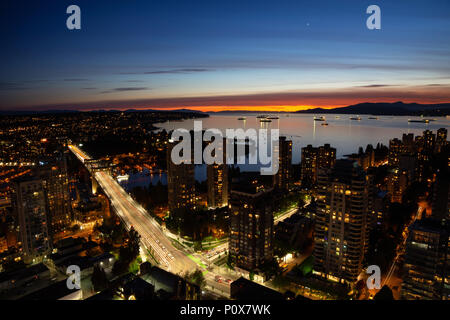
1,0,449,112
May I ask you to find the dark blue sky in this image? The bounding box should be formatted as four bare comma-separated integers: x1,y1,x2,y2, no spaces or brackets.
1,0,449,111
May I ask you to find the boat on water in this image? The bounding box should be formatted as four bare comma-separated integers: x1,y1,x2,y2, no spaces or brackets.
368,116,378,120
350,116,362,120
259,119,272,123
335,116,340,119
256,115,269,118
267,116,279,119
313,116,326,121
116,174,129,183
321,122,329,126
408,119,430,123
237,117,246,120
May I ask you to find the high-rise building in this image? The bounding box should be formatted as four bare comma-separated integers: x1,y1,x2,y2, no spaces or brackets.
416,151,432,183
313,160,370,285
167,139,196,213
207,139,228,208
388,138,404,167
207,164,228,208
301,144,336,185
411,130,437,182
300,145,318,185
361,145,375,170
402,219,449,300
229,184,274,271
273,136,292,190
37,156,72,234
402,133,416,153
345,145,375,170
388,153,417,203
435,128,448,153
431,178,449,222
415,135,424,153
386,132,432,202
422,130,436,153
431,142,449,222
366,168,384,229
11,178,51,263
317,144,336,170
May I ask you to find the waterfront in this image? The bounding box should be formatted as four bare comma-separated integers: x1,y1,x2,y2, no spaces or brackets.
119,167,207,189
155,113,449,163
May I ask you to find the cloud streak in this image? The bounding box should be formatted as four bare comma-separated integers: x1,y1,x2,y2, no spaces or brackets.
100,87,150,94
119,68,212,75
10,84,449,112
63,78,89,82
0,82,31,91
356,84,398,88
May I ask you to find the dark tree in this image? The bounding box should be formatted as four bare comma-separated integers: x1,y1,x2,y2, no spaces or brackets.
374,285,394,300
91,265,109,292
186,269,206,288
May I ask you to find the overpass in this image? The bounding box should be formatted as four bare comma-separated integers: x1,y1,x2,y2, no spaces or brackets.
68,144,234,295
68,144,197,274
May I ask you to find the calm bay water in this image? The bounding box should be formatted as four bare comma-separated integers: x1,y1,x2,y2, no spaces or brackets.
155,113,449,163
122,113,449,187
120,169,167,190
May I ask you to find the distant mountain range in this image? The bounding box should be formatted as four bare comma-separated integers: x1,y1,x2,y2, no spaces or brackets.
295,102,450,116
120,108,205,113
0,108,206,116
2,102,450,116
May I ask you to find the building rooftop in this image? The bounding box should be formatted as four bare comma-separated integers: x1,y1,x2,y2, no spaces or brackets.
142,266,181,293
230,277,284,300
409,218,449,234
325,159,365,184
19,279,80,300
0,263,48,284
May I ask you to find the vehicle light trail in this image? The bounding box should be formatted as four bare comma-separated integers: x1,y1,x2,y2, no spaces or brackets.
68,144,234,295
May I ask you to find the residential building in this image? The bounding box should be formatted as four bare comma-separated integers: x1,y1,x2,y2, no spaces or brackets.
167,139,196,213
273,136,292,190
402,219,449,300
313,160,370,285
301,144,336,185
229,184,274,271
11,178,51,263
207,138,228,208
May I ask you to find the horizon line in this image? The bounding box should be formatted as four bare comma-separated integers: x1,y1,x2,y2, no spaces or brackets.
2,100,450,114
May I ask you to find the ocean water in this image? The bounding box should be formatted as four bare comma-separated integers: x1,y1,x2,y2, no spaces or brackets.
120,113,448,186
155,113,449,163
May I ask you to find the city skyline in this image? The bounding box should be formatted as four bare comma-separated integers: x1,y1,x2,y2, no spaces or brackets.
0,109,448,301
0,0,449,306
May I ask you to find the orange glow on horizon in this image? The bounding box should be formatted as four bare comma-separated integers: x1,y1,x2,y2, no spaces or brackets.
100,105,343,113
78,95,450,113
